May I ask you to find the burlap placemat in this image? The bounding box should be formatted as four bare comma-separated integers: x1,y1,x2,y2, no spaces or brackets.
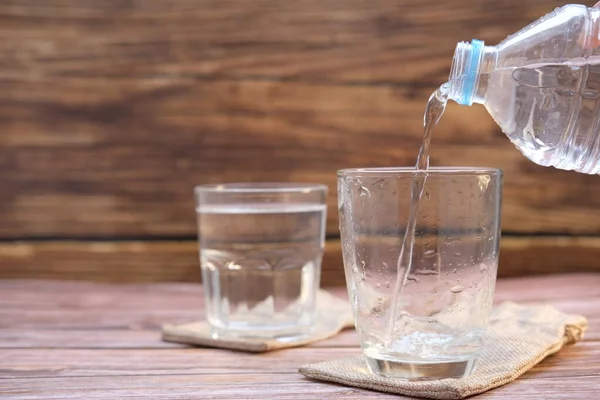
162,289,354,352
300,301,587,399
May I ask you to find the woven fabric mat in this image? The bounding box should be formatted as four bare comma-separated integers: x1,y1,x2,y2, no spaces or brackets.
300,301,587,399
162,289,354,352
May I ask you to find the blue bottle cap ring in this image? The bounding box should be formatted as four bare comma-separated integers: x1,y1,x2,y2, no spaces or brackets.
460,39,485,106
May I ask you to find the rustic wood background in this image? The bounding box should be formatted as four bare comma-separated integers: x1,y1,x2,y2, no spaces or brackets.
1,0,600,284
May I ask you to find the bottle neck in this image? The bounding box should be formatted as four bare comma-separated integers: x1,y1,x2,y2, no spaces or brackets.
448,39,497,106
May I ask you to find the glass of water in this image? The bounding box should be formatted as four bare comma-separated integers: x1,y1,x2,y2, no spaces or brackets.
195,183,327,338
338,167,502,380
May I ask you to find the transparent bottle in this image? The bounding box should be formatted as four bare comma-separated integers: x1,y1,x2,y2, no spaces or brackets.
448,4,600,174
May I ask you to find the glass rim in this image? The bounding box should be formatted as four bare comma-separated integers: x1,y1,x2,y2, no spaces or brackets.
338,166,502,177
194,182,328,194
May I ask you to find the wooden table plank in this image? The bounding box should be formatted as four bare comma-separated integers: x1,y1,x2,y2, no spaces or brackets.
3,368,600,400
0,329,185,349
0,328,358,349
1,341,598,380
4,374,600,400
0,274,598,399
2,346,600,400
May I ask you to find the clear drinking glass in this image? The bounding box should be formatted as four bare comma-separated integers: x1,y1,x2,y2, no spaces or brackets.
195,183,327,338
338,167,502,380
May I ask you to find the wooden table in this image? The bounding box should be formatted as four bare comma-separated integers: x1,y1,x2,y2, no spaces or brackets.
2,274,599,399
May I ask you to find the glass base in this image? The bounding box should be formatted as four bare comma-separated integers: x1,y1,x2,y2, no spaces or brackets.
208,322,314,341
365,354,477,380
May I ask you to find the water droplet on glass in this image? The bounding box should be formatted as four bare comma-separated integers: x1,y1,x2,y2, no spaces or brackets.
425,190,431,200
416,268,438,276
424,249,435,256
371,304,383,316
360,260,367,275
373,178,386,189
452,268,457,273
450,285,464,293
407,274,420,283
480,264,487,272
358,185,371,197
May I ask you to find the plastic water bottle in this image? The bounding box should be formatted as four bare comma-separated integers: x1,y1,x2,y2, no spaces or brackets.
447,4,600,174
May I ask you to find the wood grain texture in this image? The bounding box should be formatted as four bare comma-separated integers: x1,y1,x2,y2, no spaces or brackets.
1,344,599,379
4,376,600,400
2,236,600,284
0,275,598,399
2,0,600,240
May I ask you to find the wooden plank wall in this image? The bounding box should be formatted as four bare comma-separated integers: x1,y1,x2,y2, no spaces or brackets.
1,0,600,284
